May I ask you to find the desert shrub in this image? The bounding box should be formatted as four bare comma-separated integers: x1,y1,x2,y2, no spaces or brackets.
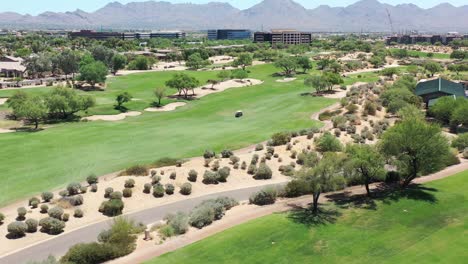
151,175,162,185
165,184,175,195
40,204,49,214
86,174,98,185
247,164,257,175
143,183,152,194
170,172,177,180
203,170,219,184
123,188,133,198
271,132,291,146
230,155,240,165
29,197,40,208
17,207,27,220
90,184,98,192
189,204,216,229
80,186,87,193
180,183,192,195
284,180,311,197
39,217,65,235
151,170,157,177
68,195,84,206
122,165,148,176
25,218,38,233
346,125,357,134
158,225,175,238
203,150,215,159
241,161,247,170
0,213,4,224
316,132,343,152
255,144,264,151
215,196,239,210
175,160,183,167
153,185,165,198
233,163,239,169
211,160,220,171
110,191,123,200
331,115,347,128
188,170,198,182
7,221,27,238
124,179,135,188
41,192,54,202
346,104,359,114
452,133,468,151
364,101,377,115
60,243,117,264
290,150,297,159
164,212,189,235
217,167,231,182
334,129,342,137
251,154,259,165
463,148,468,159
74,209,84,218
62,213,70,222
104,187,114,198
67,182,82,196
249,188,277,205
199,200,226,220
221,149,234,158
279,165,295,176
204,158,211,167
48,207,64,220
254,164,273,180
59,191,67,198
101,199,124,216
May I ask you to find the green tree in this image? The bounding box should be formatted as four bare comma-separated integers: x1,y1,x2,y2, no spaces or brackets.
450,50,467,60
45,86,95,118
274,56,298,76
90,45,115,67
15,95,48,129
186,53,210,70
115,92,132,111
216,70,231,81
154,87,166,107
322,72,344,91
379,117,451,187
231,69,249,80
424,61,442,77
57,50,80,79
232,53,253,70
111,54,127,75
165,73,200,99
79,61,108,87
304,75,327,94
345,145,385,196
297,56,312,73
23,53,52,78
128,56,150,71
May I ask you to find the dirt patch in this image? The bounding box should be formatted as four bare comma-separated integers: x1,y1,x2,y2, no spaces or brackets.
83,111,142,121
145,102,187,112
276,78,297,83
0,98,7,105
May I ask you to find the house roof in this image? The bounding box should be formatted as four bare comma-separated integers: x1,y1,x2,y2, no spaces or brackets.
415,78,466,97
0,61,25,72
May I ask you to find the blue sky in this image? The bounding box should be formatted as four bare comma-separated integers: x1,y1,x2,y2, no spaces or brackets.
1,0,466,15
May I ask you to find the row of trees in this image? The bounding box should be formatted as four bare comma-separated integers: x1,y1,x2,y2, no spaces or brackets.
274,56,312,76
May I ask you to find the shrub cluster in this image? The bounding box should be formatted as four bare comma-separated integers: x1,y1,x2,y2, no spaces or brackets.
253,164,273,180
249,188,277,205
188,170,198,182
189,197,238,229
39,217,65,235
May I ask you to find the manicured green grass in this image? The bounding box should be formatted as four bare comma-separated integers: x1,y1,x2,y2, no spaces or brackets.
389,48,451,60
150,170,468,264
0,64,340,205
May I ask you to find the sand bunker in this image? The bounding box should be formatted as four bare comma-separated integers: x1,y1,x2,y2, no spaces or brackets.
83,111,141,121
145,102,187,112
193,79,263,98
276,78,296,83
0,98,7,105
0,128,14,134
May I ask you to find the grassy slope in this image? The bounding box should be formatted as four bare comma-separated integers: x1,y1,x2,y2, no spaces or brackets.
151,170,468,264
0,64,338,205
388,48,451,60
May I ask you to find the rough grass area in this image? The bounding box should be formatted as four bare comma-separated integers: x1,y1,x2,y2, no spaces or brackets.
150,170,468,264
0,63,342,205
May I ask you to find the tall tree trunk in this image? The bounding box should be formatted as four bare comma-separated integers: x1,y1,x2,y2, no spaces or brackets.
312,192,320,214
365,183,370,197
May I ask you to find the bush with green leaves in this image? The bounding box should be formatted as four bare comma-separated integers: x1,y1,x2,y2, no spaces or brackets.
164,212,189,235
143,183,152,194
230,155,240,165
241,161,247,170
249,188,277,205
189,203,215,229
74,209,84,218
7,221,28,238
203,150,215,159
188,170,198,182
255,144,264,151
247,164,257,175
0,213,5,224
270,132,291,146
217,167,231,182
463,148,468,159
214,196,239,210
62,213,70,222
165,184,175,195
211,160,220,171
101,199,124,217
39,217,65,235
90,184,98,192
67,194,84,206
203,170,219,184
151,175,162,185
86,174,98,185
41,192,54,202
40,204,49,214
254,164,273,180
67,182,82,196
29,197,40,207
80,186,87,193
452,133,468,152
153,185,165,198
123,188,133,198
104,187,113,198
110,191,123,200
284,180,311,197
17,207,27,220
122,165,148,176
180,183,192,195
48,207,64,220
25,218,39,233
279,165,295,176
221,149,234,158
124,179,135,188
316,132,343,152
251,154,259,165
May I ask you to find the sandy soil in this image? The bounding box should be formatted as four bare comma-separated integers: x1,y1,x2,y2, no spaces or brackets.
210,56,235,65
83,111,142,121
0,128,14,133
0,98,7,105
188,79,263,99
145,102,187,112
276,78,297,83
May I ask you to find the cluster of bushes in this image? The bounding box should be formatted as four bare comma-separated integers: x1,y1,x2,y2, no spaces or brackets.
99,190,124,217
188,197,238,229
249,188,278,206
120,165,148,176
315,132,343,152
429,97,468,132
202,167,231,184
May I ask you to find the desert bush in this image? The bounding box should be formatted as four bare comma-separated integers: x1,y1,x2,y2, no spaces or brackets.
247,164,257,175
217,167,231,182
175,160,183,167
233,163,239,169
284,180,311,197
62,213,70,222
164,212,189,235
180,183,192,195
153,185,165,198
255,144,264,151
452,133,468,151
189,204,216,229
290,150,297,159
124,179,135,188
101,199,124,217
203,170,219,184
29,197,40,208
110,191,123,200
364,101,377,115
7,221,27,238
279,165,295,176
346,104,359,114
316,132,343,152
48,207,64,220
463,148,468,159
80,186,87,193
203,150,215,159
123,188,133,198
104,187,114,198
169,172,176,180
249,188,277,205
211,160,220,171
68,195,84,206
158,224,175,238
39,217,65,235
346,125,357,134
17,207,27,220
25,218,38,233
74,209,84,218
215,196,239,210
122,165,148,176
331,116,347,128
204,158,211,167
251,154,259,165
59,191,67,197
334,129,342,137
265,153,273,160
188,170,198,182
221,149,234,158
241,161,247,170
0,213,4,224
230,155,240,165
90,184,98,192
254,164,273,180
67,182,82,196
271,132,291,146
151,175,162,185
165,184,175,195
41,192,54,203
40,204,49,214
143,183,152,194
86,174,98,185
151,170,157,177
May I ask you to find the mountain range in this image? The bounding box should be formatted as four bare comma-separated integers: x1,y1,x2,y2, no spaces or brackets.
0,0,467,32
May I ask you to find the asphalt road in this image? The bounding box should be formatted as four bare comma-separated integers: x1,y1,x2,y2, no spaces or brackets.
0,183,285,264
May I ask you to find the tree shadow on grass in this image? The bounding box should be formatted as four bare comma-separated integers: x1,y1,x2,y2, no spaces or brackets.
326,191,378,211
287,204,341,227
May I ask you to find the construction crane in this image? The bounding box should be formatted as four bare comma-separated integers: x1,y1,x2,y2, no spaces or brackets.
386,8,395,34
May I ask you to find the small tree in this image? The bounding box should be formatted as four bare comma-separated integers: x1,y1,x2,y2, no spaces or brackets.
166,73,200,99
424,61,442,77
274,56,298,76
297,56,312,73
115,92,133,111
304,75,328,94
186,53,210,70
217,70,231,81
232,53,253,70
15,95,47,129
231,69,249,81
79,61,108,87
154,87,166,107
111,54,127,75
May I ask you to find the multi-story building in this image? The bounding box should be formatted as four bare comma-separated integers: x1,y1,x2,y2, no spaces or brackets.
207,29,251,40
254,30,312,45
69,30,185,40
386,33,466,45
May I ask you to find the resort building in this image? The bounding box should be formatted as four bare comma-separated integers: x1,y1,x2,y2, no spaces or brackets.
254,30,312,45
386,34,468,45
0,56,25,78
207,29,251,40
69,30,185,40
